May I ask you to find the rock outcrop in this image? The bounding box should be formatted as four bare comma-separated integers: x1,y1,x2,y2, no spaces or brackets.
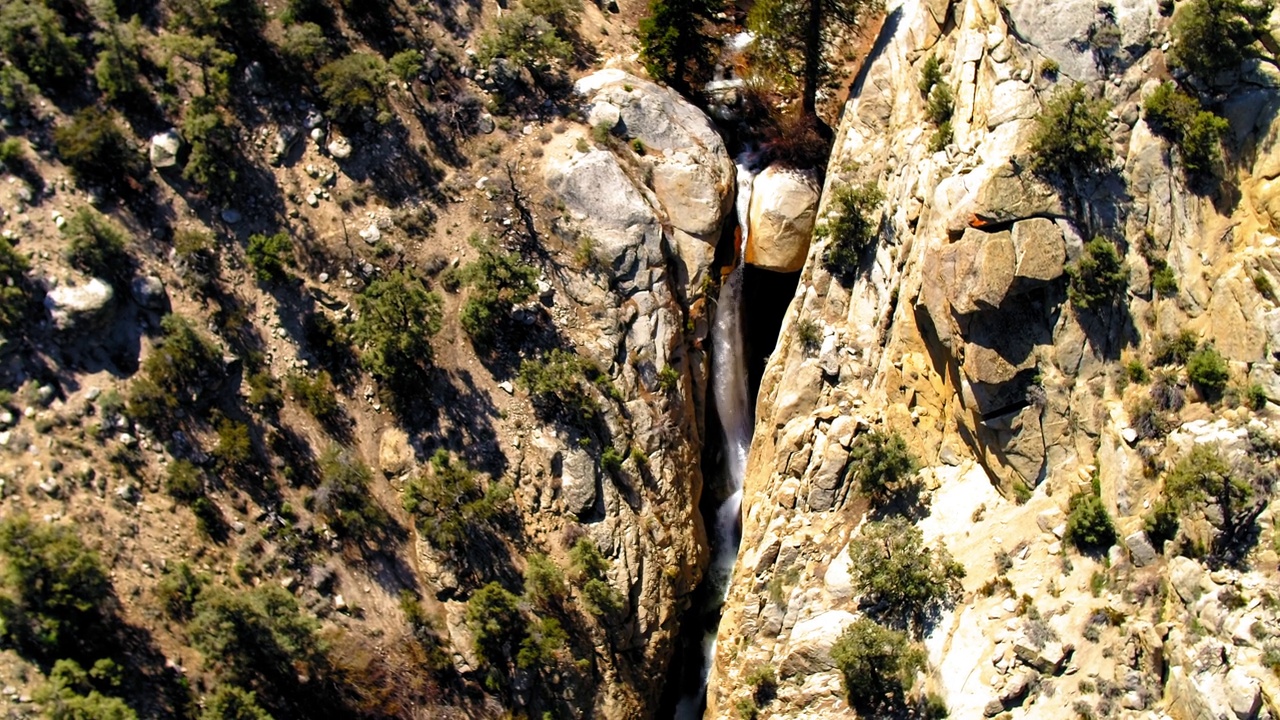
706,0,1280,717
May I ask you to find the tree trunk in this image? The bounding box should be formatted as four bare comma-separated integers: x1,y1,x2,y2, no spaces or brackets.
803,0,822,116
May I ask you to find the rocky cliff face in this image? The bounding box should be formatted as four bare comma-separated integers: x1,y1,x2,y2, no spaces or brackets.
708,0,1280,717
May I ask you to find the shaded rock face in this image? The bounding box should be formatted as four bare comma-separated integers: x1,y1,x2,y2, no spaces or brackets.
746,165,821,273
516,68,734,714
706,0,1280,718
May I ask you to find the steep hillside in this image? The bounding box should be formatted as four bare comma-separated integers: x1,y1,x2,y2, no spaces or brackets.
709,0,1280,717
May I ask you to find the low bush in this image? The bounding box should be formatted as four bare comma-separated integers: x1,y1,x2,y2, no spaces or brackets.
189,584,323,687
182,98,240,201
795,318,822,352
350,272,442,397
317,52,390,124
0,1,83,89
1028,84,1113,179
849,517,964,633
657,365,680,392
918,54,942,95
0,515,110,657
54,109,139,190
518,349,604,425
246,232,293,283
0,237,30,333
1143,82,1229,176
1187,344,1229,397
458,236,539,349
1150,260,1178,297
845,429,919,506
1154,329,1198,366
524,553,567,607
1065,490,1117,552
64,208,132,284
154,561,208,620
1168,0,1271,78
1067,237,1127,311
925,83,954,126
465,581,523,668
286,371,339,423
127,314,225,426
476,5,573,89
831,618,924,711
165,459,204,502
313,446,387,540
402,450,510,551
35,658,137,720
200,686,272,720
820,182,884,280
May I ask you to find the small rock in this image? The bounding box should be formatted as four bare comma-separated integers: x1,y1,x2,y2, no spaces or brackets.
149,130,182,169
328,136,353,160
1125,530,1159,567
306,192,319,207
359,224,381,244
499,381,515,394
232,521,246,534
333,594,347,611
220,208,242,224
130,275,168,311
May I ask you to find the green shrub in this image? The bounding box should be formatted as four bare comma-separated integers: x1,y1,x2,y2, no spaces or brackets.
925,83,954,126
1067,237,1128,311
918,54,943,95
279,21,329,68
476,5,573,86
1143,498,1179,550
0,1,83,89
245,370,281,411
1169,0,1271,77
1028,84,1114,179
1247,383,1268,410
154,561,208,620
582,577,623,616
458,236,539,348
54,109,138,190
350,271,443,395
161,34,236,101
830,618,924,710
465,582,523,667
1125,359,1150,385
127,314,224,426
524,553,567,607
0,515,110,656
1150,260,1178,297
0,137,25,171
657,365,680,392
637,0,719,92
849,517,964,633
245,232,293,283
600,446,624,474
35,659,137,720
1144,83,1230,176
795,318,822,351
64,208,132,284
388,49,424,81
0,237,30,333
317,52,389,124
165,459,204,502
820,182,884,280
517,615,566,670
1039,57,1060,77
212,417,254,471
929,120,954,153
569,537,609,582
1256,271,1278,302
402,450,510,551
1065,491,1117,552
92,17,143,102
1165,443,1248,514
200,686,272,720
286,371,339,423
1155,329,1199,366
845,429,919,505
734,697,759,720
518,349,604,424
1187,344,1229,396
182,98,240,201
314,446,387,540
189,584,322,685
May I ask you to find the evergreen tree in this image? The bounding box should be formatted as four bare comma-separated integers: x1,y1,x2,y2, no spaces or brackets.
747,0,881,115
638,0,720,93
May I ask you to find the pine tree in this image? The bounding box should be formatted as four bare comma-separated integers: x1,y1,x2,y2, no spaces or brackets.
638,0,720,93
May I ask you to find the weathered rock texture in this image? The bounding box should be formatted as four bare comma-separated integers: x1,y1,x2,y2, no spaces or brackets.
746,165,821,273
707,0,1280,717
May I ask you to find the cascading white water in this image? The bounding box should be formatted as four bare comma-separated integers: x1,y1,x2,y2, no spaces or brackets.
672,155,758,720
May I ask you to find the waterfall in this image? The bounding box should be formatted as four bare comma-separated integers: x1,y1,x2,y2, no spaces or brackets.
672,155,758,720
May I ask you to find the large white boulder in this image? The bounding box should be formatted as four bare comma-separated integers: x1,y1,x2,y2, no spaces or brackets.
45,277,115,333
745,165,820,273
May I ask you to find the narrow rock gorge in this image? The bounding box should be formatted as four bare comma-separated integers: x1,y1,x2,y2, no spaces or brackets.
706,0,1280,717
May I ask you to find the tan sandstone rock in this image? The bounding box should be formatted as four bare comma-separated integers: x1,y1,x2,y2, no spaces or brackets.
745,166,821,273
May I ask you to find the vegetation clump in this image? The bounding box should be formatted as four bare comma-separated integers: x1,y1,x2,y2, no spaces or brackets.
819,182,884,280
1169,0,1272,78
313,446,388,540
317,52,390,124
402,450,510,551
0,237,30,333
831,618,924,712
1028,84,1114,180
518,349,607,425
1164,444,1254,550
458,236,539,349
64,208,133,284
127,314,225,427
54,109,139,191
349,271,443,399
188,584,323,687
1067,237,1128,311
849,517,964,633
845,429,919,506
1143,82,1230,177
1065,488,1117,553
246,232,294,283
638,0,721,92
1187,344,1230,397
0,515,110,658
